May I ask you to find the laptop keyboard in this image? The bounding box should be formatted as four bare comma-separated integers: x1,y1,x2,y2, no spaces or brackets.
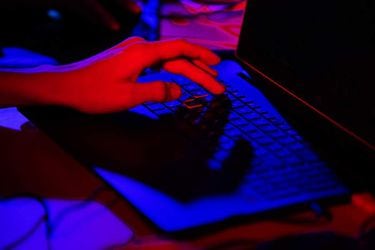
90,61,351,232
141,69,348,202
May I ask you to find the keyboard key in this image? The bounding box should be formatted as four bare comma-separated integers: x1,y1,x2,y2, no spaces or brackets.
153,109,172,115
256,136,274,145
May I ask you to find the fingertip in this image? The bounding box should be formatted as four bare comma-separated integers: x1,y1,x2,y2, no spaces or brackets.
204,76,225,95
198,52,220,66
201,49,221,65
168,83,182,100
207,79,225,95
213,84,226,95
209,53,221,65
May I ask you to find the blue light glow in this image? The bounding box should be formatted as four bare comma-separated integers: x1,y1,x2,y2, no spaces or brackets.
0,198,133,249
95,60,349,232
47,9,62,21
0,47,57,68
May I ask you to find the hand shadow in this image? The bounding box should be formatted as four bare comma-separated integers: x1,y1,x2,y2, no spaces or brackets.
20,95,254,202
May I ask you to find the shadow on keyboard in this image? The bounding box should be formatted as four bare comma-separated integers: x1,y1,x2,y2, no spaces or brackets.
20,95,254,202
101,95,254,201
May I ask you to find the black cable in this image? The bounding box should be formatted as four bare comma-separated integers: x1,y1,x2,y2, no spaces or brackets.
0,185,109,249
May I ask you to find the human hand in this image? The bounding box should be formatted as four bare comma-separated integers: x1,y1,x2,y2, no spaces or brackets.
53,37,225,113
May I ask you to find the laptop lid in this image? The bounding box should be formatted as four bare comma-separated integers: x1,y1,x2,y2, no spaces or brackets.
237,0,375,150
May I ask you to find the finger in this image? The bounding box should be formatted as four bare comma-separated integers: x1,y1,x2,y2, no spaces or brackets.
129,81,182,104
163,59,225,94
141,39,221,67
83,0,121,31
192,59,218,77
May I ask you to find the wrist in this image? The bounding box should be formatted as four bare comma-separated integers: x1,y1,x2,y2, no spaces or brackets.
33,64,95,112
35,70,82,109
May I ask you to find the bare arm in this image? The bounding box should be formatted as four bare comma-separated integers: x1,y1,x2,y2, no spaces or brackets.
0,68,70,108
0,37,224,114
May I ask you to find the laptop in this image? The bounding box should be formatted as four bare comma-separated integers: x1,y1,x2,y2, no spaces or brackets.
20,0,374,236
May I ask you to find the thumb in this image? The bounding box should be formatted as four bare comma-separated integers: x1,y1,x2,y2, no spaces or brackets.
130,81,182,105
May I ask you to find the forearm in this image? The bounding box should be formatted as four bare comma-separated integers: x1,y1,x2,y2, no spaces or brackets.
0,67,71,108
0,38,224,114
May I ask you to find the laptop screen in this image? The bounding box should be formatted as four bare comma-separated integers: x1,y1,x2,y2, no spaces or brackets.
237,0,375,148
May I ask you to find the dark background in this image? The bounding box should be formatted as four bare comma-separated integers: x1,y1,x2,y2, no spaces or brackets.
238,0,375,146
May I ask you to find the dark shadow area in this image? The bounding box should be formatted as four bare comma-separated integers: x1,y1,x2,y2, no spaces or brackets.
0,1,141,63
0,121,132,248
0,123,103,199
196,231,375,250
255,232,359,250
20,95,253,201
